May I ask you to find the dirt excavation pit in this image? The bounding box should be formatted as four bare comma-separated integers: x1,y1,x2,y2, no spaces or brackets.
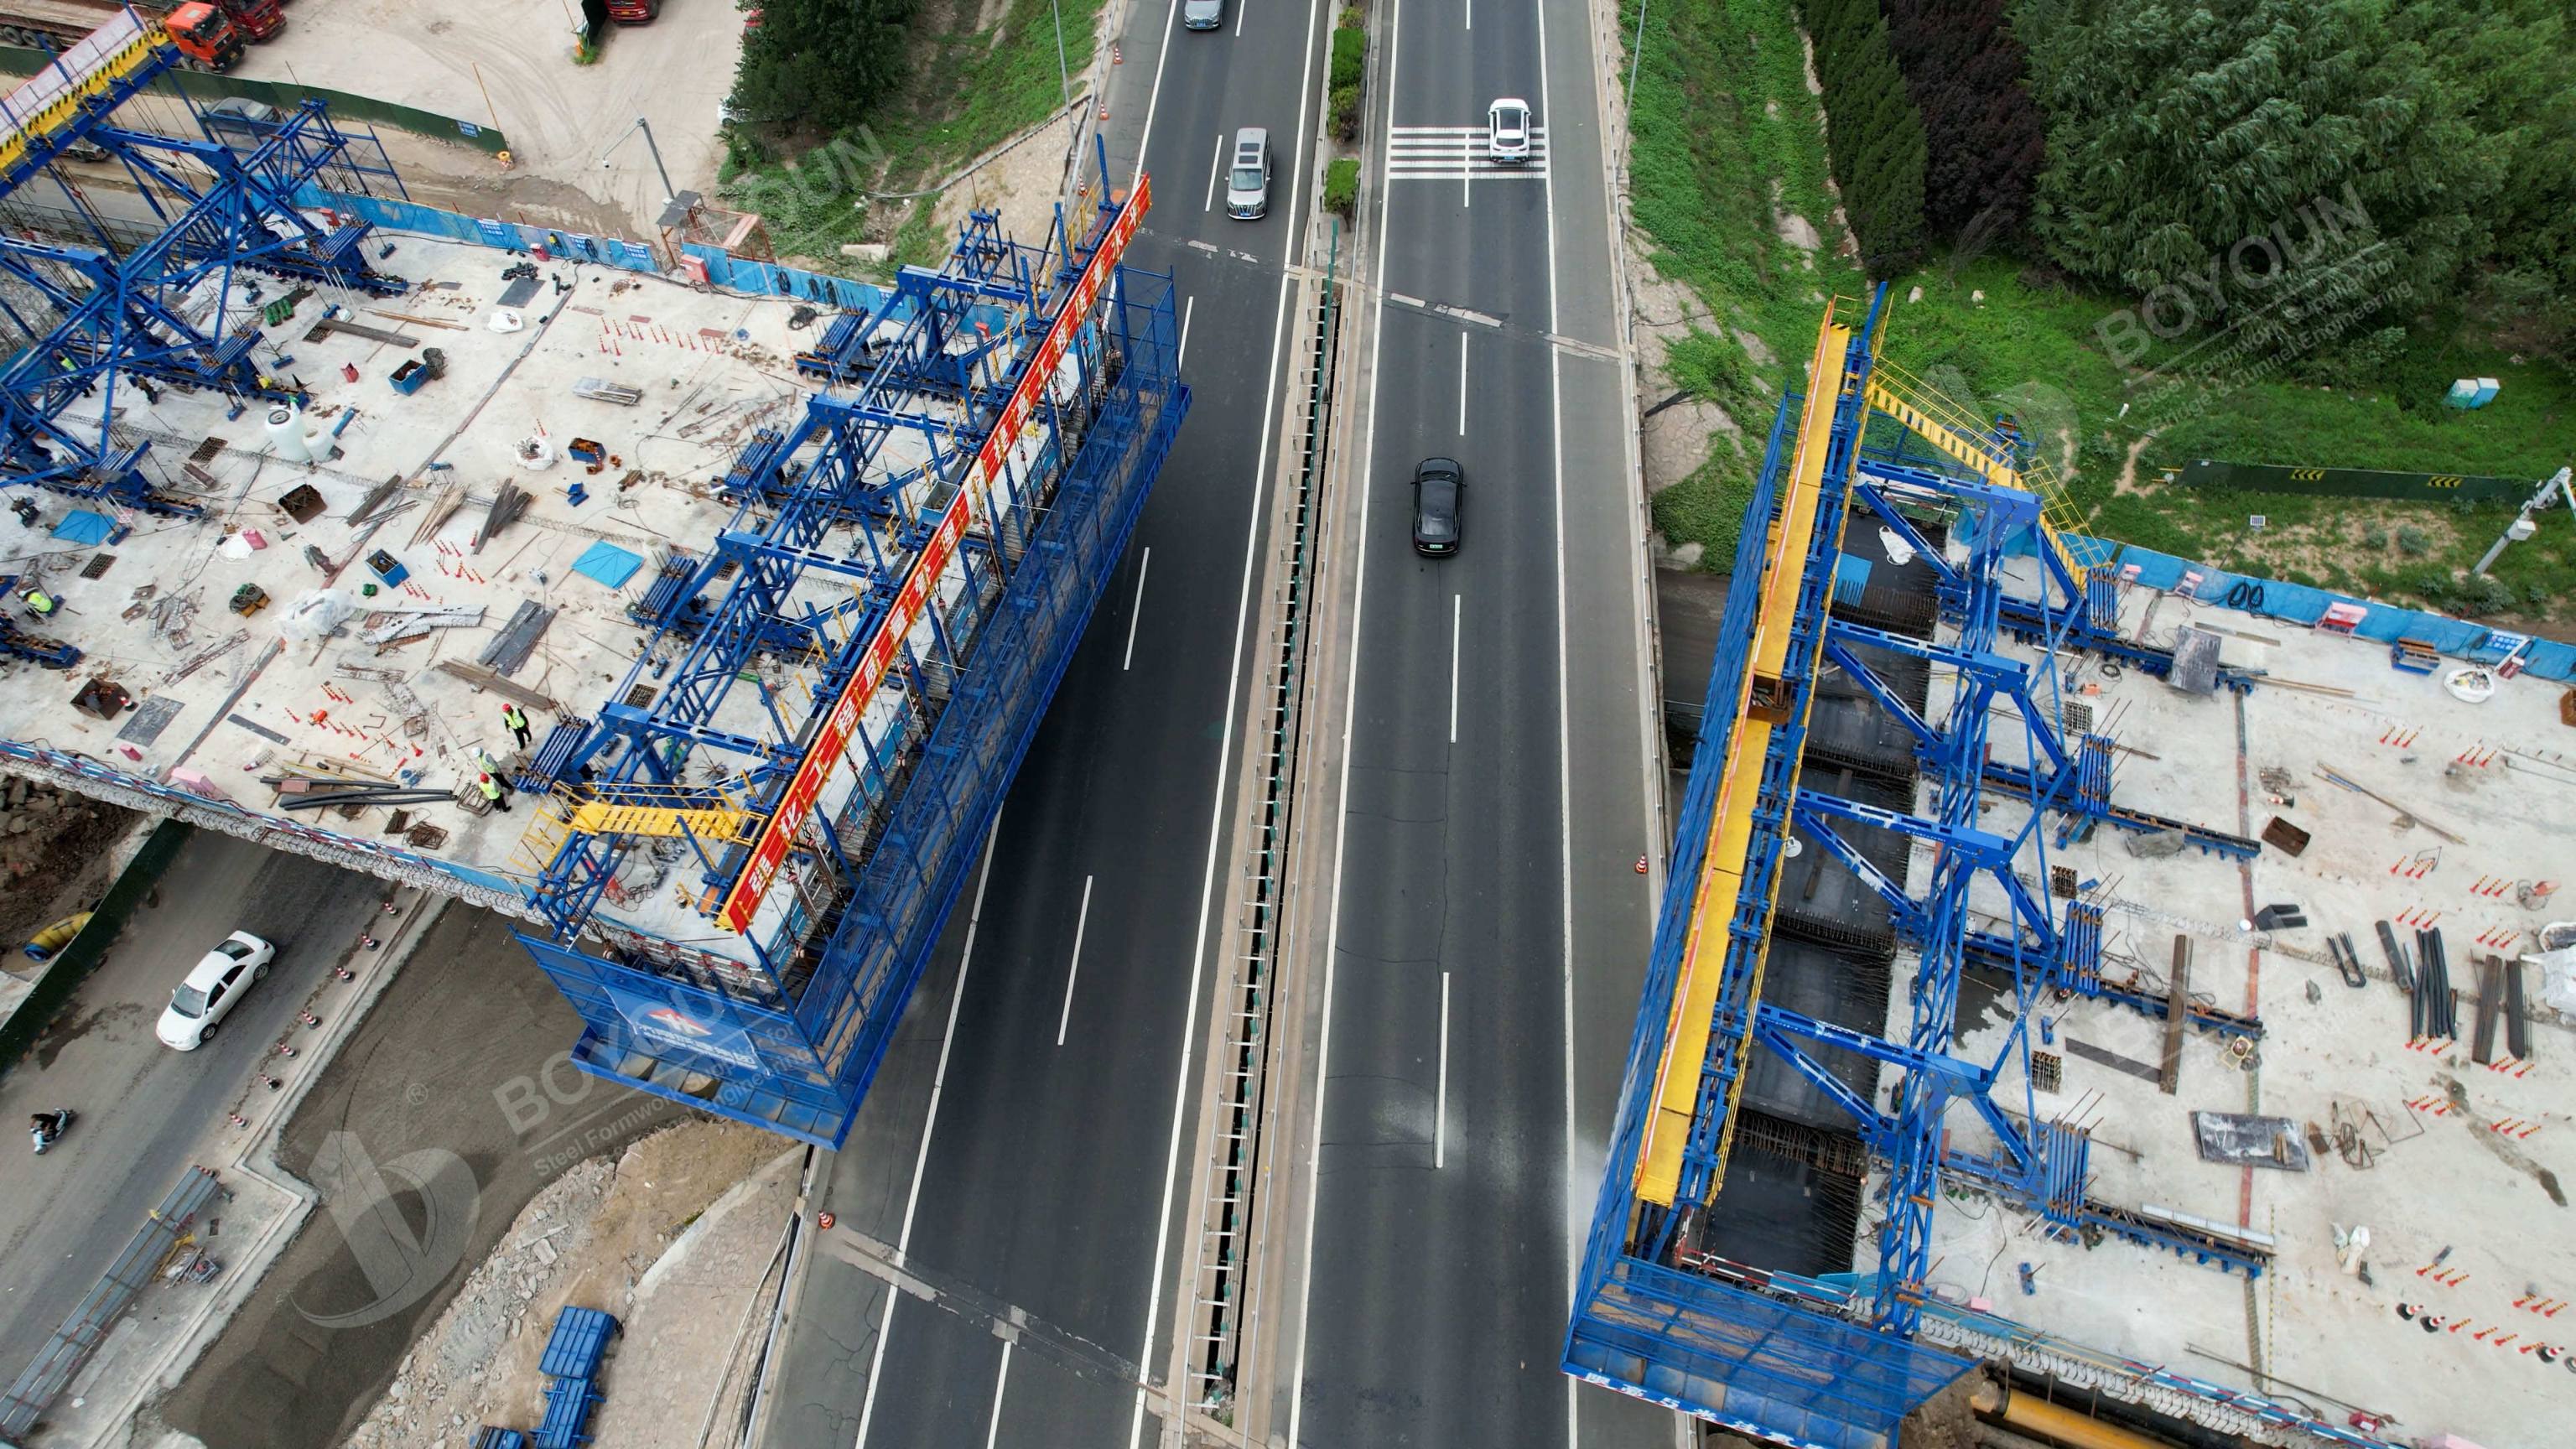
0,782,142,947
340,1119,800,1449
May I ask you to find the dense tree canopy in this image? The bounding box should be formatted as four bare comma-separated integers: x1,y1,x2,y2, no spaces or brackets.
733,0,919,132
2011,0,2502,320
1878,0,2044,243
1799,0,1929,276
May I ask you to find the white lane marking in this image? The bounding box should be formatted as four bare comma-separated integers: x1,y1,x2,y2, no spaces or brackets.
1236,0,1245,35
1176,295,1196,371
1450,592,1462,744
983,1342,1012,1449
1204,130,1227,213
851,810,1005,1449
1286,0,1400,1438
1437,971,1452,1169
1534,0,1580,1436
1132,0,1182,187
1122,547,1153,671
1057,874,1096,1046
1128,0,1323,1423
1465,0,1472,28
1457,332,1468,435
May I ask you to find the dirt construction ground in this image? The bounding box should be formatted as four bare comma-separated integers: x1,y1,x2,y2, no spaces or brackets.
236,0,749,237
151,904,694,1449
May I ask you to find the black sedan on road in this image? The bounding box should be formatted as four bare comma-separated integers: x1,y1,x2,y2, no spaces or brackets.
1413,457,1463,556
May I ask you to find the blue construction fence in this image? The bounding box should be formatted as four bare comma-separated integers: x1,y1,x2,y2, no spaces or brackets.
301,185,901,313
296,187,1015,325
1954,512,2576,683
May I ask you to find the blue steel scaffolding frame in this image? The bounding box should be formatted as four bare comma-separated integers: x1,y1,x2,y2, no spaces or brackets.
511,150,1185,1146
0,10,406,517
1567,286,2288,1448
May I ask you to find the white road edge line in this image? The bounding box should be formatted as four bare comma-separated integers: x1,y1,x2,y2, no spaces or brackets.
1450,592,1461,743
1123,546,1154,670
984,1341,1013,1449
1176,294,1196,371
1285,0,1399,1438
850,809,1006,1449
1132,0,1182,187
1437,970,1451,1169
1534,0,1578,1438
1128,0,1324,1431
1057,874,1097,1046
1205,129,1227,212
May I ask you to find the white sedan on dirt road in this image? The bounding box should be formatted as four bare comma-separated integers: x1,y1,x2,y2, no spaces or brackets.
155,931,277,1050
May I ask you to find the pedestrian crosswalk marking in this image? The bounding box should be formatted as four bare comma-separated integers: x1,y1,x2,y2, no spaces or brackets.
1384,124,1551,183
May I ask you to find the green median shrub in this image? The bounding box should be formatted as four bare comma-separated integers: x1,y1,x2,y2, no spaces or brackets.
1325,157,1360,216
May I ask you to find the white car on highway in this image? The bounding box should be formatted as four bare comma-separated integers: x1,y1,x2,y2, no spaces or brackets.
156,931,276,1050
1488,98,1532,163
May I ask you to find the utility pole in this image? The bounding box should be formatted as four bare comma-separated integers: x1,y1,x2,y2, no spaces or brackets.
1048,0,1071,110
2472,465,2573,576
632,117,676,207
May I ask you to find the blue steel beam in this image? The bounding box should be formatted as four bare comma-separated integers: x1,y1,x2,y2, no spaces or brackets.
3,90,401,513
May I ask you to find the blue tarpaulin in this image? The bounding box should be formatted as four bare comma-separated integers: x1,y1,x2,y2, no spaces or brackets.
571,541,643,590
1954,506,2576,683
49,510,114,544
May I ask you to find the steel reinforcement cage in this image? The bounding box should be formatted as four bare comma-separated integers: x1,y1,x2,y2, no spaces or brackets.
517,264,1187,1146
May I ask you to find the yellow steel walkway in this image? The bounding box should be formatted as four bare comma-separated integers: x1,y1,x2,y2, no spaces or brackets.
509,787,756,878
1863,360,2101,583
1635,303,1858,1208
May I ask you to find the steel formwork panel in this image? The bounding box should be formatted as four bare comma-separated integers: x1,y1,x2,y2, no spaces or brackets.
519,261,1186,1145
1570,284,2281,1444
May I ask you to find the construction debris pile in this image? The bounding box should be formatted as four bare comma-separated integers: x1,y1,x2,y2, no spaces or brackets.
337,1121,797,1449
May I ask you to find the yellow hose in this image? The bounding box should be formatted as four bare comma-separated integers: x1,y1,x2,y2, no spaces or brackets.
1971,1380,2176,1449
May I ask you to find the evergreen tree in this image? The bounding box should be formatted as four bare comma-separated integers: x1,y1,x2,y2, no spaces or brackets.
734,0,920,132
1799,0,1929,275
2010,0,2499,323
1877,0,2045,243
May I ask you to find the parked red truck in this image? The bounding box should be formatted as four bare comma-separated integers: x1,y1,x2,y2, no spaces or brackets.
0,0,271,70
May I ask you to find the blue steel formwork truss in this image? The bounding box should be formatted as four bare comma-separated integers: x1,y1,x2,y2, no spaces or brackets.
512,155,1184,1147
1568,286,2276,1448
0,8,406,517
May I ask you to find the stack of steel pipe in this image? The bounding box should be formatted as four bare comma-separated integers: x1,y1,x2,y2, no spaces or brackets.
2414,927,2458,1041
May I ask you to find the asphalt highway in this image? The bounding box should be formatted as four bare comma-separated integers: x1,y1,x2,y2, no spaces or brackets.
1285,0,1669,1442
0,831,384,1384
757,2,1329,1443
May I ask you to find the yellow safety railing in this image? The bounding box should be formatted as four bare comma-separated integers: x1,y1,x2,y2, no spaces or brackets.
509,808,574,875
1636,303,1858,1208
1864,361,2102,584
0,18,166,180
